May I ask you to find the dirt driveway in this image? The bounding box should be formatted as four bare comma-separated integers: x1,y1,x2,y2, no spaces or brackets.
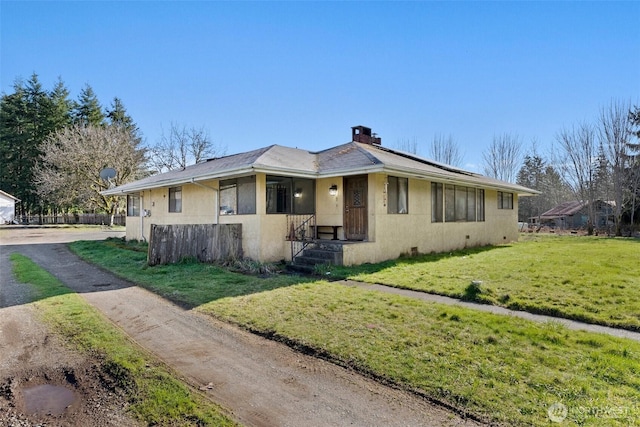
0,227,481,426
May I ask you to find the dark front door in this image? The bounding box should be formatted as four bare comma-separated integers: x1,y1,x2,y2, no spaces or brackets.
344,175,368,240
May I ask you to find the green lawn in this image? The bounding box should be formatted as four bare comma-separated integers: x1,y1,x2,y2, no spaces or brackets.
10,253,237,427
332,234,640,331
70,238,311,306
202,281,640,426
69,238,640,426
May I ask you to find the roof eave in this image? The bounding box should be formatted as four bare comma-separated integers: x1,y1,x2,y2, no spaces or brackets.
101,166,257,195
372,165,540,196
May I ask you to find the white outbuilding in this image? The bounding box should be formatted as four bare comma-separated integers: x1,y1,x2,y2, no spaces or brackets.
0,190,20,224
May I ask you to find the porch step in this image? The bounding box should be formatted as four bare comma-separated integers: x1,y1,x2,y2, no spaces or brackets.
288,242,344,274
302,249,342,264
294,256,332,266
314,241,344,252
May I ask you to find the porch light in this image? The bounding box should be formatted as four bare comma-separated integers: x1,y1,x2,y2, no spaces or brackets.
294,188,302,198
329,184,338,196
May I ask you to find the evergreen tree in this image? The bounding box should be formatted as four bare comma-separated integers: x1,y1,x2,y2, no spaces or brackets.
74,84,105,126
49,77,73,130
107,97,133,128
0,74,65,215
516,154,571,222
0,86,30,213
594,143,612,202
106,97,142,144
516,155,545,221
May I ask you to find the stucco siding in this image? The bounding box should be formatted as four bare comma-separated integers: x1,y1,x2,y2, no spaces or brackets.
124,172,521,266
340,176,520,266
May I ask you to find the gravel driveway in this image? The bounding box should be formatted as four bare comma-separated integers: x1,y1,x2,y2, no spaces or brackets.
0,227,481,427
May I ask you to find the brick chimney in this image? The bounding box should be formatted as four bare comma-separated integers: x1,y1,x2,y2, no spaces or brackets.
351,125,381,145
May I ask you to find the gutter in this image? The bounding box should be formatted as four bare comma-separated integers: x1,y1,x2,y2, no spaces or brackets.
102,162,539,198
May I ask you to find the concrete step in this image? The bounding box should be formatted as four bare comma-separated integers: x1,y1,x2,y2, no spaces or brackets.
315,242,345,252
294,256,331,266
302,249,342,264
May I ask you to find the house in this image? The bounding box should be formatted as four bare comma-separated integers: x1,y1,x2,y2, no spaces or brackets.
103,126,538,266
532,200,615,229
0,190,20,224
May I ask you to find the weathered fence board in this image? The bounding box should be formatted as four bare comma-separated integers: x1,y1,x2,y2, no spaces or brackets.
147,223,242,266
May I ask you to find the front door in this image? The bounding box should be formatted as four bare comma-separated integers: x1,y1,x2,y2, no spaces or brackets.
344,175,368,240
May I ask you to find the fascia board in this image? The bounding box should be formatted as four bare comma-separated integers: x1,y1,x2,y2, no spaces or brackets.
350,165,541,196
102,164,539,197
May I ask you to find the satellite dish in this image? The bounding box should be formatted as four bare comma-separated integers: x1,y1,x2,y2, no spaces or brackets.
100,168,117,181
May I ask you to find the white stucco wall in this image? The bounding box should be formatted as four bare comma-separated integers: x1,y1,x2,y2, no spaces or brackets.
124,172,521,265
342,174,519,266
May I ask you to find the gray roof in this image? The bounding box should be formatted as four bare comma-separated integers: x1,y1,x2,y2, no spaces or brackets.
103,142,539,196
539,200,615,219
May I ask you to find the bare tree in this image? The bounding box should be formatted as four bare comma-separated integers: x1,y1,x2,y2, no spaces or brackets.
628,106,640,227
394,137,419,155
482,133,523,183
598,100,632,235
34,124,147,225
554,123,599,234
148,123,225,172
429,134,464,167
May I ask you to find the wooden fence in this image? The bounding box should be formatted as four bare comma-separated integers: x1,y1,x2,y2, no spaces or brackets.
15,213,126,226
148,223,243,266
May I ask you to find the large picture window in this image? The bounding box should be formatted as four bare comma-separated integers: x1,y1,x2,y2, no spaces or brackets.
220,176,256,215
169,186,182,213
497,191,513,209
266,175,314,214
387,176,408,214
127,195,140,217
433,183,484,222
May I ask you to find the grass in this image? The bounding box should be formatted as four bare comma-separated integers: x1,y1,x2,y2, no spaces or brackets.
329,234,640,331
69,238,310,306
10,252,237,427
69,237,640,426
202,282,640,426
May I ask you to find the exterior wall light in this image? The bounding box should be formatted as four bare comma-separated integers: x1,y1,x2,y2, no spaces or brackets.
329,184,338,196
294,188,302,198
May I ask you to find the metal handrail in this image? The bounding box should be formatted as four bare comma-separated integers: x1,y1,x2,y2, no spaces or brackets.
287,214,316,260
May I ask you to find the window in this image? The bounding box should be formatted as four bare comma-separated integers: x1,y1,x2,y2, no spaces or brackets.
477,189,485,221
498,191,513,209
220,176,256,215
433,183,484,222
431,182,443,222
127,195,140,217
387,176,408,214
445,184,455,222
169,186,182,213
266,175,314,214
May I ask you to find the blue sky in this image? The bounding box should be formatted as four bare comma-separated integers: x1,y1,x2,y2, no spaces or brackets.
2,1,639,172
